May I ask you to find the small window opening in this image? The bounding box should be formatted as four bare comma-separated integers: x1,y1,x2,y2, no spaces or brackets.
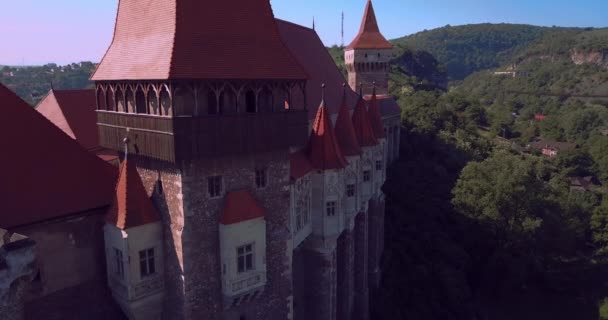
326,201,337,217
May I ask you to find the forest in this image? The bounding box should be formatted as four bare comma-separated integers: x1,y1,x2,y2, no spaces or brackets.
373,24,608,320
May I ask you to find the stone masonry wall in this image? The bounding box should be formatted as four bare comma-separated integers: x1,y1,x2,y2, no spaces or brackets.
353,211,369,320
136,158,185,320
0,232,36,320
178,150,292,320
336,229,355,320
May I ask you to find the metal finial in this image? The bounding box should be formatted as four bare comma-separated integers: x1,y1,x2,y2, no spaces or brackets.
123,136,130,161
321,83,326,100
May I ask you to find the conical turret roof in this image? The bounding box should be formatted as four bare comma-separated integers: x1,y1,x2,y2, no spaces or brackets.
346,0,393,50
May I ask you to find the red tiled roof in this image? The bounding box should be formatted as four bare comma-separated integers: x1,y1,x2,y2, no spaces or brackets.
334,88,362,156
352,94,378,147
276,19,360,120
36,89,98,150
290,151,314,179
346,0,393,50
306,96,348,170
106,158,160,230
0,83,117,229
367,88,386,139
220,190,265,225
92,0,307,80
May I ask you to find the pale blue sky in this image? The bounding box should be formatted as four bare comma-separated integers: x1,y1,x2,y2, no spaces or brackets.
1,0,607,65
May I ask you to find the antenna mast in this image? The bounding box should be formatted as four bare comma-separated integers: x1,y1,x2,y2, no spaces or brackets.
341,11,344,47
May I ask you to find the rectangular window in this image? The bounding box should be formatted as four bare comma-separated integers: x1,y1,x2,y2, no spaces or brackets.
347,184,355,198
363,170,371,182
139,248,156,278
326,201,337,217
255,168,267,188
237,244,255,273
376,160,383,171
113,248,124,280
208,176,222,198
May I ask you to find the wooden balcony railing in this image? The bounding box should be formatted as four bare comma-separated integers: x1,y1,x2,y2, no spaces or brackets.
97,111,309,163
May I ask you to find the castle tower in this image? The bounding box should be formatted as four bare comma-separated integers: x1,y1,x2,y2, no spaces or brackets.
298,87,348,320
93,1,309,319
345,0,393,96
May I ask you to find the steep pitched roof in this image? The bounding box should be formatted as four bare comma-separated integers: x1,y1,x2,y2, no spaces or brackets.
346,0,393,50
352,92,378,147
367,88,386,139
36,89,98,149
220,190,265,225
290,151,314,180
0,83,117,229
106,158,160,230
334,87,362,156
92,0,307,80
276,19,360,120
306,94,348,170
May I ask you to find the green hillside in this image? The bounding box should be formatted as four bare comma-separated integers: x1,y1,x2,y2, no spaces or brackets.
392,24,587,81
0,62,95,105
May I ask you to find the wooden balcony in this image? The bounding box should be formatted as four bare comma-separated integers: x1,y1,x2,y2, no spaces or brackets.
97,111,309,163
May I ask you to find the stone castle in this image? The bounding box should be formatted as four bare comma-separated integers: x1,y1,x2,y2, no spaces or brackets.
0,1,401,319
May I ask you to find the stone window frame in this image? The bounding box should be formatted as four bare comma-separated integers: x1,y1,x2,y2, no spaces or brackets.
237,243,255,274
363,170,371,183
326,201,337,217
139,248,156,278
347,184,356,198
207,175,223,198
255,168,268,189
113,248,124,280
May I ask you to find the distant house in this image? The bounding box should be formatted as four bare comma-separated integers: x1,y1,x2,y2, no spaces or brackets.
529,138,577,157
600,128,608,136
534,114,547,121
569,176,597,192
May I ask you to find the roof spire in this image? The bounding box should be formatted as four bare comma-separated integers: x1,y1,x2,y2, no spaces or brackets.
346,0,393,50
305,84,347,170
335,83,362,156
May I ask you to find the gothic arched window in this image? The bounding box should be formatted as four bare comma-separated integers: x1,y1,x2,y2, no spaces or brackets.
106,89,116,111
135,89,147,114
97,89,107,111
160,87,171,116
125,88,135,113
207,91,218,115
115,88,125,112
258,88,272,113
147,90,159,115
245,90,256,113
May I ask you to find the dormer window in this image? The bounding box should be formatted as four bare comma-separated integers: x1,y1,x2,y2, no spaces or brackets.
139,248,156,277
376,160,382,171
237,243,255,273
326,201,337,217
347,184,356,198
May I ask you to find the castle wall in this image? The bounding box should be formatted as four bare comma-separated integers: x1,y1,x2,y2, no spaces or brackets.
336,229,355,320
353,211,369,320
137,161,185,320
176,151,293,320
13,210,108,299
0,232,36,320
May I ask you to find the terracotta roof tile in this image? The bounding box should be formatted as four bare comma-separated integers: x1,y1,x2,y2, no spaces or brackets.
36,89,98,149
289,151,314,179
346,0,393,50
276,20,360,120
93,0,307,80
367,88,386,139
220,190,265,225
0,83,117,229
106,158,160,230
334,87,362,156
306,94,348,170
352,92,378,147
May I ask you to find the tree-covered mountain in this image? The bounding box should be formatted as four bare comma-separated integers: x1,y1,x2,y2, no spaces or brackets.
392,24,592,81
0,62,95,105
